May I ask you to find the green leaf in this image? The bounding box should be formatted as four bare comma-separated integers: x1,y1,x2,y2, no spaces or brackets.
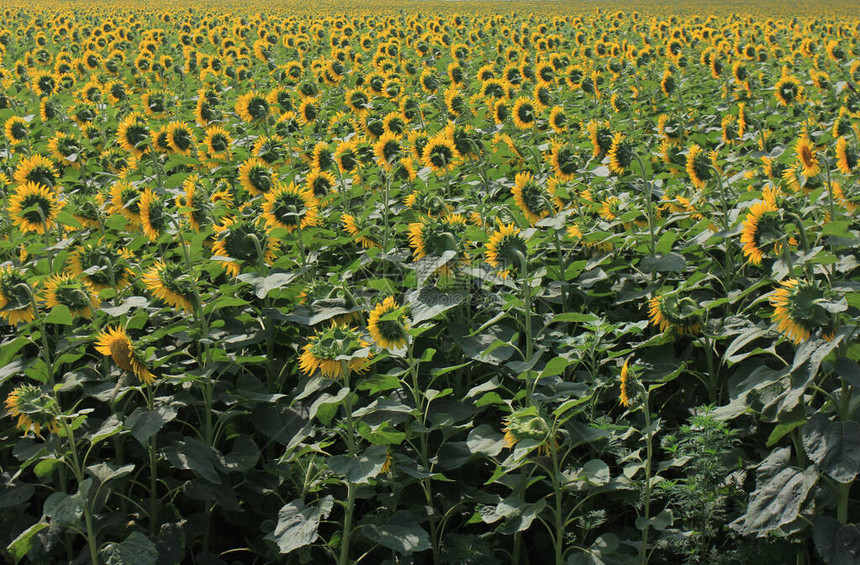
44,479,92,527
328,444,388,484
100,531,159,565
308,388,349,426
407,288,465,324
266,496,334,554
236,270,300,298
0,484,34,508
640,252,686,273
835,358,860,388
6,522,48,562
802,414,860,483
362,511,432,554
636,509,673,532
43,305,73,325
466,425,504,457
731,447,818,536
539,357,570,379
813,515,860,565
162,438,224,483
551,312,600,324
125,406,177,447
579,459,610,487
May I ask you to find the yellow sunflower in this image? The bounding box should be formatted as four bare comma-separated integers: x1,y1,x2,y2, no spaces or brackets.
794,135,820,178
512,172,552,224
770,279,836,344
139,188,168,241
143,260,195,312
0,266,37,325
41,273,100,318
211,217,279,277
648,293,701,336
4,384,60,437
13,154,59,188
7,182,63,234
238,157,274,196
262,182,319,233
740,200,781,265
367,297,409,350
341,213,379,249
835,137,857,176
298,323,373,379
485,223,528,279
94,326,156,385
686,144,712,190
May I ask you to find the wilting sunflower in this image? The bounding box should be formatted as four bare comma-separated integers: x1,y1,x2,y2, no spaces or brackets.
740,200,783,265
109,180,142,225
511,97,536,130
686,144,712,190
619,358,634,408
421,133,460,173
94,326,156,384
648,292,702,336
262,182,319,233
298,323,373,379
512,172,553,224
13,154,59,188
836,137,858,175
4,384,60,436
341,213,379,248
770,278,837,344
367,297,409,350
238,158,274,196
607,132,635,175
794,135,820,178
211,217,279,277
67,243,134,291
774,74,803,107
41,273,100,318
235,91,270,123
143,260,196,312
0,266,37,325
502,407,556,455
7,182,63,234
485,223,528,279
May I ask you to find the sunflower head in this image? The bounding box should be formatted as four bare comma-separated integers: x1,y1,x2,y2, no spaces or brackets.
238,158,274,196
262,182,319,233
619,358,636,408
68,243,134,291
298,323,373,379
608,133,635,175
548,140,579,181
13,154,59,188
648,293,702,336
211,217,278,277
42,273,100,317
4,384,60,437
7,182,63,234
740,200,784,265
140,188,169,241
235,91,270,122
774,74,803,107
512,172,553,224
368,297,409,350
686,144,712,189
421,133,459,173
0,266,36,325
512,97,536,130
502,407,556,455
5,116,29,144
485,223,528,279
341,213,379,249
770,278,837,344
94,326,156,384
143,260,196,312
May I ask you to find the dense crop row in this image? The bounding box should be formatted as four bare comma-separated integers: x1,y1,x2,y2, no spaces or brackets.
0,2,858,564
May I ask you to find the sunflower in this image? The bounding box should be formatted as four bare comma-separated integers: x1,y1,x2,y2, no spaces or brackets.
109,180,142,225
832,182,858,214
67,243,134,291
485,223,528,279
334,139,360,176
306,168,337,198
774,74,803,106
619,358,634,408
4,116,29,145
648,293,701,336
0,266,36,325
298,323,373,379
548,106,567,134
41,273,99,318
407,213,468,263
586,120,613,157
262,182,319,232
143,260,196,312
421,133,460,173
311,142,334,171
203,126,232,159
511,97,536,130
661,68,676,97
238,157,274,196
492,99,509,125
47,132,82,168
166,121,195,155
547,140,578,181
13,154,59,188
770,279,836,344
178,174,212,231
607,132,635,175
367,297,409,350
139,188,169,241
341,213,379,249
794,135,820,178
374,131,403,171
836,137,858,175
235,91,270,122
502,407,556,455
686,144,712,190
4,384,60,437
94,326,156,385
211,217,279,277
116,112,151,157
740,200,782,265
512,172,553,224
7,182,63,234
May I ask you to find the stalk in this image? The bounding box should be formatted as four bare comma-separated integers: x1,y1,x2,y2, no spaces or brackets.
640,390,654,565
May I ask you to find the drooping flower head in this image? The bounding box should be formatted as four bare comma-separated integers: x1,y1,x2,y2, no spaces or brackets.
0,266,36,325
648,292,701,336
770,278,837,344
502,406,556,455
143,260,196,312
94,326,156,384
4,384,60,436
298,323,373,379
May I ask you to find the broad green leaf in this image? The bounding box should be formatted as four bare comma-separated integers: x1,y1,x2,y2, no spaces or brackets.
266,496,334,554
362,511,432,554
100,531,159,565
802,414,860,483
466,424,504,457
328,444,388,484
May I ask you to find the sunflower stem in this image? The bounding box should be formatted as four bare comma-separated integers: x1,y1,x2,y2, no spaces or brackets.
640,389,655,565
61,419,100,565
634,155,656,258
338,367,357,565
145,385,159,536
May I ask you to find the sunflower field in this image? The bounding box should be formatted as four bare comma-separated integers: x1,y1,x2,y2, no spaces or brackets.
0,0,859,563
